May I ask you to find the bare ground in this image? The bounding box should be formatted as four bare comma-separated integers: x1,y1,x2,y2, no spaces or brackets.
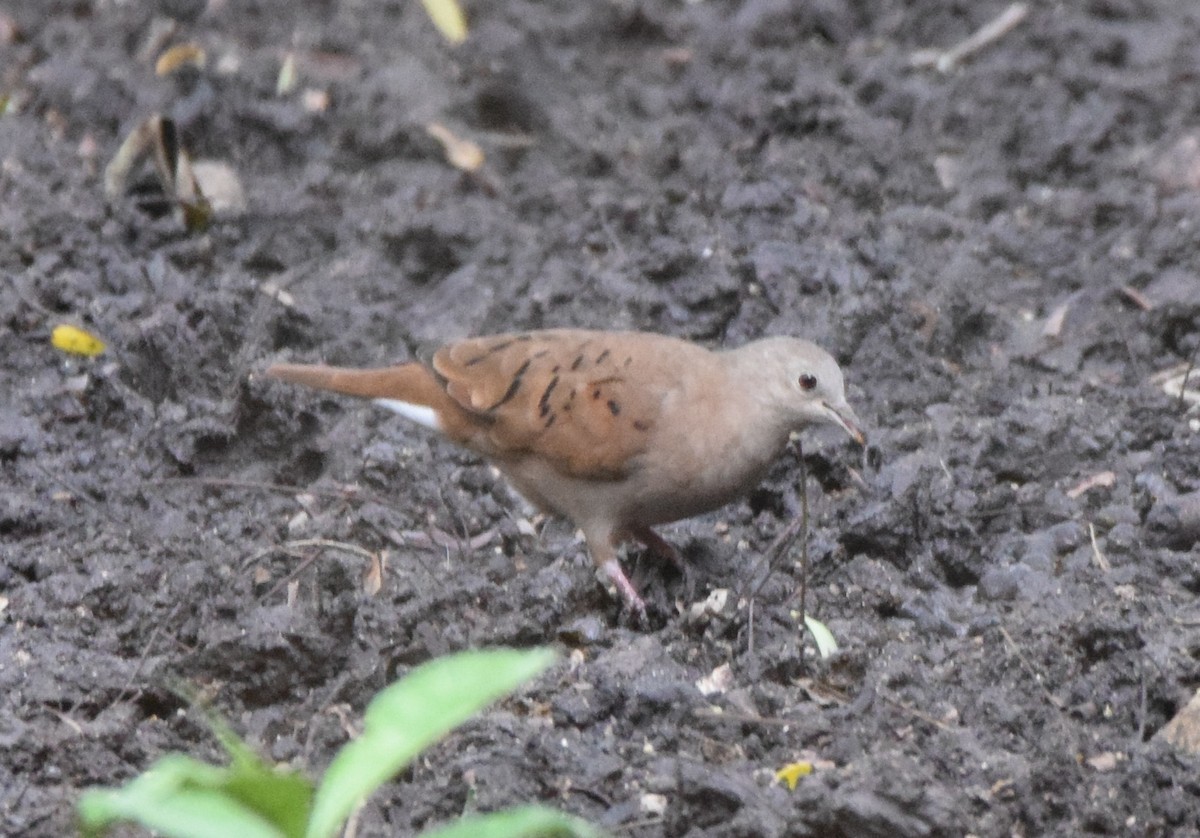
2,1,1199,835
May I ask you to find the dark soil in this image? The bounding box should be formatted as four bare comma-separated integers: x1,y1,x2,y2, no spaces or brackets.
3,1,1200,835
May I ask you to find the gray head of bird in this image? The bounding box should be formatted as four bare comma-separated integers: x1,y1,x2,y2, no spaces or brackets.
733,336,867,446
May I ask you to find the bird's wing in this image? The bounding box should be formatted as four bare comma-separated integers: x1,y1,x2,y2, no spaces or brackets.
433,330,691,480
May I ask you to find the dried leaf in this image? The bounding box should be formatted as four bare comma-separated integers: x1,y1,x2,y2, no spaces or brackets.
0,13,22,45
192,160,246,216
1151,135,1200,193
362,551,385,597
1066,471,1116,499
260,280,296,308
180,197,213,232
802,615,839,659
104,116,159,199
155,43,206,76
1085,752,1120,772
105,114,232,229
1042,301,1070,340
1155,688,1200,753
695,663,733,696
687,588,728,621
1117,285,1153,311
426,122,484,172
302,89,330,113
639,794,667,816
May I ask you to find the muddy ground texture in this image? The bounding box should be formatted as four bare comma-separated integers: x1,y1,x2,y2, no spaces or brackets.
3,1,1200,835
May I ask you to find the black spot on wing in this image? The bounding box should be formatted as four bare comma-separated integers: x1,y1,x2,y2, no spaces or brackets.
607,399,620,416
596,348,611,364
538,375,560,418
484,359,530,411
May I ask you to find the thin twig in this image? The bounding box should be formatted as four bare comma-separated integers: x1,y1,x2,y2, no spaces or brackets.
1137,663,1147,744
747,598,755,658
741,444,810,605
148,475,393,507
690,708,804,727
740,444,812,659
911,2,1029,73
877,691,956,731
998,625,1060,707
110,603,185,708
32,462,101,505
1088,522,1110,572
796,448,810,668
612,816,666,833
1180,341,1199,411
247,538,378,602
242,537,376,569
740,503,806,605
258,552,322,603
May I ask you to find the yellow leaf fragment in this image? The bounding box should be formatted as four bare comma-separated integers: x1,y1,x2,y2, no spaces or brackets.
775,761,813,791
155,43,207,76
51,325,106,357
426,122,485,172
421,0,468,45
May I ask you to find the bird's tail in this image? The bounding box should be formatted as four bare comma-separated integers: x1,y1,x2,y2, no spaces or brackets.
265,362,445,406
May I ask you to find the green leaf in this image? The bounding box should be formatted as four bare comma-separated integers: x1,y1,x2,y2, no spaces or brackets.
803,615,839,659
222,758,313,838
164,707,313,837
306,648,556,838
77,755,295,838
419,805,605,838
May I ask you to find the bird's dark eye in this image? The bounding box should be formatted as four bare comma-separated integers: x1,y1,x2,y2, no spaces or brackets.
798,374,818,391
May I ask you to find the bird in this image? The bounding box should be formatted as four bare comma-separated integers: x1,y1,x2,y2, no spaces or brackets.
265,329,866,614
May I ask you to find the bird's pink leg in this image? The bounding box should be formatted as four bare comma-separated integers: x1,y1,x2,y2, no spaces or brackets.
626,524,685,571
600,559,646,615
586,528,647,615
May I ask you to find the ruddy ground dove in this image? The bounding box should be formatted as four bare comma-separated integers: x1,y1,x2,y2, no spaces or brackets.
267,329,865,612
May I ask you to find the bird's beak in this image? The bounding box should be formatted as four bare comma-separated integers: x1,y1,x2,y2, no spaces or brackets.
823,401,867,446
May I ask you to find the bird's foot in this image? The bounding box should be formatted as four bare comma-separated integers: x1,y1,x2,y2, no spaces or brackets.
601,558,647,617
